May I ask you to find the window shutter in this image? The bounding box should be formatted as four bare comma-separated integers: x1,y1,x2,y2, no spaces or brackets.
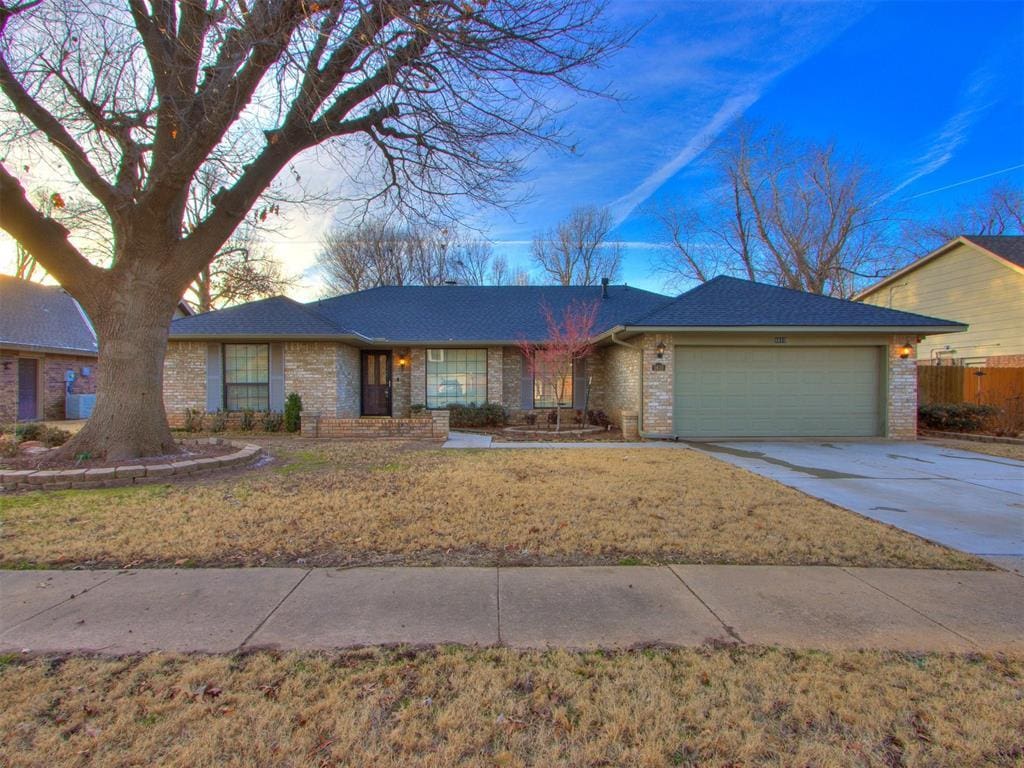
573,358,587,410
269,343,285,411
205,343,223,412
519,350,533,410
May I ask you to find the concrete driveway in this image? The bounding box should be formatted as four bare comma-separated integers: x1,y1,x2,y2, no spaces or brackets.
690,441,1024,573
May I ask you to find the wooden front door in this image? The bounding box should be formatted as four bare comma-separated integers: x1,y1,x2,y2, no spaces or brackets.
17,357,39,421
361,351,392,416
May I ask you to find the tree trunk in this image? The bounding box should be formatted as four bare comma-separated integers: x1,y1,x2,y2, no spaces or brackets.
59,282,180,462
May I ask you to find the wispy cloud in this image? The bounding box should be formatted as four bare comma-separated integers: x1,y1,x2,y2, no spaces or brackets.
886,63,998,198
607,87,761,225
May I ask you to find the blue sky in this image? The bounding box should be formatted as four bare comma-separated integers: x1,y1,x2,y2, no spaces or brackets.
473,0,1024,295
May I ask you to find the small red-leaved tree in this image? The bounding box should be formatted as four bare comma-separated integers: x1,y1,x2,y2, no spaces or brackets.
518,300,599,432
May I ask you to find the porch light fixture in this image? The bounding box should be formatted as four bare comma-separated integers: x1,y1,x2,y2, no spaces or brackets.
655,341,666,359
397,354,408,368
898,343,913,359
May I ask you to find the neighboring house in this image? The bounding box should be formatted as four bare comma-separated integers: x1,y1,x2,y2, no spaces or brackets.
0,275,99,422
855,235,1024,366
166,276,964,439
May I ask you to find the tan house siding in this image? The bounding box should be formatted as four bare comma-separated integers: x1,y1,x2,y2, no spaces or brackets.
859,241,1024,364
284,342,338,417
163,341,206,424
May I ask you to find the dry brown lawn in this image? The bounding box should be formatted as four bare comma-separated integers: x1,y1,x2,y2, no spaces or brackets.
1,648,1021,767
926,438,1024,462
0,440,982,569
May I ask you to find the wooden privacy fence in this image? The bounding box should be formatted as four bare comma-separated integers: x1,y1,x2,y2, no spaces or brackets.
918,366,1024,409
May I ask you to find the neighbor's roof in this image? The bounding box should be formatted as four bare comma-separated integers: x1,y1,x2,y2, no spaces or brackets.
169,277,965,343
854,235,1024,299
619,276,965,331
0,274,98,355
171,284,671,343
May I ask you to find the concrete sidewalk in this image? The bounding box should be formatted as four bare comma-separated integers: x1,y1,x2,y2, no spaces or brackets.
2,566,1021,655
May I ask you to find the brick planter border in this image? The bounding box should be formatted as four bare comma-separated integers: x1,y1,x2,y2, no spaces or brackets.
0,438,263,492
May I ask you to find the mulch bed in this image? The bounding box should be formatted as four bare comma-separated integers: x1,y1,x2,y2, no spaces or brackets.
0,442,238,472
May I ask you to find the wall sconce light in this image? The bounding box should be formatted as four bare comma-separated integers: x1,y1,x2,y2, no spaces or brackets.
898,343,913,359
397,354,408,368
655,341,666,359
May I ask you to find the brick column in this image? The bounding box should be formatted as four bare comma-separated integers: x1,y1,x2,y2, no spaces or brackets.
487,346,503,404
431,409,450,440
640,334,674,435
887,336,917,439
410,348,426,407
300,412,320,437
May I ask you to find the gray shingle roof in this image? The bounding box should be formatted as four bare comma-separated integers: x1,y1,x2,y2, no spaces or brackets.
168,276,964,342
168,295,346,338
171,284,671,342
629,276,964,329
0,275,98,354
309,284,670,342
964,235,1024,268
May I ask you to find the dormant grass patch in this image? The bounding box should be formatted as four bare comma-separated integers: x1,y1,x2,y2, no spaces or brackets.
1,648,1020,767
926,438,1024,462
0,440,982,569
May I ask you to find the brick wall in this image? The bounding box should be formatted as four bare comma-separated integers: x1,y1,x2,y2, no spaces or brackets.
502,347,523,411
0,350,99,422
336,344,360,417
589,343,641,427
301,410,448,440
486,346,504,404
410,348,426,408
163,342,206,425
985,354,1024,367
284,342,339,418
887,335,918,439
391,346,412,417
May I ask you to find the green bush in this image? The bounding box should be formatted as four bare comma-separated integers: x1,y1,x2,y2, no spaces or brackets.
261,410,284,432
410,404,427,417
284,392,303,433
918,403,997,433
587,409,611,428
14,423,42,441
0,434,17,458
447,402,508,428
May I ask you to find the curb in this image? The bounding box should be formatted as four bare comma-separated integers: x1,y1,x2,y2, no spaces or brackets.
0,438,263,492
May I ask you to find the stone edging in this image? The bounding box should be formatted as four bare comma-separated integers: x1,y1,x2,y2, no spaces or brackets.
920,430,1024,446
0,438,263,492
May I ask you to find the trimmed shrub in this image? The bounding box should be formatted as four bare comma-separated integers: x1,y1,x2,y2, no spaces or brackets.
587,409,611,429
546,409,558,426
14,423,42,441
0,434,18,458
410,404,427,417
284,392,303,433
183,408,205,433
41,426,71,447
523,412,538,426
239,409,256,431
918,403,997,433
208,410,228,433
447,402,508,428
261,410,284,432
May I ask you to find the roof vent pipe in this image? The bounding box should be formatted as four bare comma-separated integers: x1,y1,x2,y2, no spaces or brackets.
601,277,609,299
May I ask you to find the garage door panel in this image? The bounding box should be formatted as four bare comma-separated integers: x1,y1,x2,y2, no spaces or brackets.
673,346,882,437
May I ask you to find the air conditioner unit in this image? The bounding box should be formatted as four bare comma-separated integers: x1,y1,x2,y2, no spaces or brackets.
427,349,445,363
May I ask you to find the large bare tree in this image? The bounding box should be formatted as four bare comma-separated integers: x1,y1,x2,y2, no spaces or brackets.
902,183,1023,254
531,204,622,285
0,0,619,458
655,125,895,298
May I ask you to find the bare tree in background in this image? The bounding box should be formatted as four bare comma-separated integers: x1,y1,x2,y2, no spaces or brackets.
903,183,1023,254
451,238,494,285
654,125,895,297
532,205,622,285
0,0,620,458
187,235,294,312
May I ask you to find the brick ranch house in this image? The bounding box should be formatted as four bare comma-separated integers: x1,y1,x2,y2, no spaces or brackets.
165,276,966,440
0,274,99,422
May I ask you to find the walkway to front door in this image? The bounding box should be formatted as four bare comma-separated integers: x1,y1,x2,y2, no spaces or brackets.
361,351,392,416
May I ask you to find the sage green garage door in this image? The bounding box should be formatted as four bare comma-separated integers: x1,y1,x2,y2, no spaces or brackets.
673,346,883,437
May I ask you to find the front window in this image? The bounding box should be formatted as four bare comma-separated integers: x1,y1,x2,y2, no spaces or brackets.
426,348,487,408
533,358,573,408
224,343,269,411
